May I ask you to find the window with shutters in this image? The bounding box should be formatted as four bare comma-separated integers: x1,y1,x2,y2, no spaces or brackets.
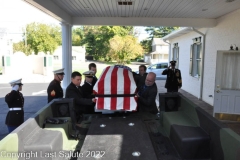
190,37,202,78
172,43,179,68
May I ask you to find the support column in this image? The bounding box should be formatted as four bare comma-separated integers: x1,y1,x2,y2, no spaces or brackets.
61,23,72,94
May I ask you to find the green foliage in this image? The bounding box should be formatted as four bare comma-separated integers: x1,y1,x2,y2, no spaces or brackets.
13,41,32,55
140,26,179,53
79,26,135,60
72,27,84,46
140,39,152,53
109,35,143,65
25,22,61,54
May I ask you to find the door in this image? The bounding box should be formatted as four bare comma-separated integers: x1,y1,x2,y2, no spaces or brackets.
214,51,240,116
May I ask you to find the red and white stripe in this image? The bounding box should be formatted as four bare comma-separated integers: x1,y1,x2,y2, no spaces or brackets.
93,66,137,111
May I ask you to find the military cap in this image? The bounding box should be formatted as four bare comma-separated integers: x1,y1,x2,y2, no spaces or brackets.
83,70,95,78
53,68,65,75
170,60,177,65
9,78,23,86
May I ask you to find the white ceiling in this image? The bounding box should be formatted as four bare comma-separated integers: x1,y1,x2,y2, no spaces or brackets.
24,0,240,27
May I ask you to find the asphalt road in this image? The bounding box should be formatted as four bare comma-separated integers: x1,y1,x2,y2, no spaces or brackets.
0,83,49,140
0,80,167,140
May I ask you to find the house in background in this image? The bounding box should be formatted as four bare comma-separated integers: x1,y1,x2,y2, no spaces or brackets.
145,38,169,64
0,28,13,68
163,9,240,118
53,46,86,62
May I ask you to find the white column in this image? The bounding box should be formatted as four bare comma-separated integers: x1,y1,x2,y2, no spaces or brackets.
61,23,72,94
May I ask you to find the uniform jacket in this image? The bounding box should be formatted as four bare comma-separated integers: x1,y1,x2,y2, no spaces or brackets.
47,79,63,103
5,90,24,126
81,82,94,99
92,76,98,86
137,83,158,113
162,68,182,90
65,82,93,113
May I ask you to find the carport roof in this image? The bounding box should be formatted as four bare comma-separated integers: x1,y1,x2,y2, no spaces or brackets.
23,0,240,27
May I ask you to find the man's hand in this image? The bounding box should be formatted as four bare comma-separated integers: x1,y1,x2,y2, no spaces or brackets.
136,93,140,97
12,85,19,91
92,98,96,103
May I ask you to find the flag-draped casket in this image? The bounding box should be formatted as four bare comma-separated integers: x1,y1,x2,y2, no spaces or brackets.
93,65,137,111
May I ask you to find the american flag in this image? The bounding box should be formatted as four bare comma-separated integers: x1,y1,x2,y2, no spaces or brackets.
93,66,137,111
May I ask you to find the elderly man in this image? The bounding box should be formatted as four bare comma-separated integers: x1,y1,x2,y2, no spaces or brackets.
65,71,95,120
136,72,158,114
47,68,64,103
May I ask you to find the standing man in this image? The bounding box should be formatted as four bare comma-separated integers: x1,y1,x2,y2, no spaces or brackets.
47,68,64,103
82,70,95,99
136,72,158,114
162,61,182,92
88,63,98,86
82,70,95,113
65,71,95,121
136,65,148,89
5,79,24,133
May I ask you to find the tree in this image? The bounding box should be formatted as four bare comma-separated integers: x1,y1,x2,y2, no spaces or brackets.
25,22,61,54
13,41,32,55
108,35,143,64
140,26,179,53
79,26,135,60
72,27,84,46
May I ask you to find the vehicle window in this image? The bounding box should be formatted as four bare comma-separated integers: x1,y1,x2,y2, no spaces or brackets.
162,63,168,68
149,64,157,69
157,64,161,69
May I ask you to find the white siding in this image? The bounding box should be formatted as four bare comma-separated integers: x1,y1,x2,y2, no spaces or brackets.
169,9,240,105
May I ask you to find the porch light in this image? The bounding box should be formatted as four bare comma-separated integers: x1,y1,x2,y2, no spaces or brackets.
118,1,133,5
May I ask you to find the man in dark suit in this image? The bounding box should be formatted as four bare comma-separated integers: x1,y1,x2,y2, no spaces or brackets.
136,65,148,89
47,68,64,103
82,70,95,113
88,63,98,86
136,72,158,114
65,71,95,121
162,61,182,92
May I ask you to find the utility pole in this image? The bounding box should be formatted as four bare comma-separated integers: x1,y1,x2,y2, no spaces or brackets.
24,26,27,47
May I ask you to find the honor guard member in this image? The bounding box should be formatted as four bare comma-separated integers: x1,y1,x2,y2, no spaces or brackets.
82,70,96,113
47,68,64,103
162,61,182,92
82,71,95,99
5,78,24,133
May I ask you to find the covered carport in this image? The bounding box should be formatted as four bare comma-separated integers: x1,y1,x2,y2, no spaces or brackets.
23,0,236,89
23,0,240,119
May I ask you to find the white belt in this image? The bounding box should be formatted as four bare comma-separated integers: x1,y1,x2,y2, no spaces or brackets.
9,108,22,111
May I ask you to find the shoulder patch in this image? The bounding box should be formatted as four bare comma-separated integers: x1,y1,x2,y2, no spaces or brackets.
51,90,56,97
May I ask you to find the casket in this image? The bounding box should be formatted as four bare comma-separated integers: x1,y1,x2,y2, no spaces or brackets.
93,65,137,111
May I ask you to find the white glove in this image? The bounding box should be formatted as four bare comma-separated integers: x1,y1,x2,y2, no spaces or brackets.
12,85,19,91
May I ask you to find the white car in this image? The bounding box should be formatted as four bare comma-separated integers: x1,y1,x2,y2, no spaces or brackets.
136,62,168,80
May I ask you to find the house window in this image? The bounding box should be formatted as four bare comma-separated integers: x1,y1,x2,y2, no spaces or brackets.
72,56,76,60
190,37,202,78
53,56,59,60
172,43,179,68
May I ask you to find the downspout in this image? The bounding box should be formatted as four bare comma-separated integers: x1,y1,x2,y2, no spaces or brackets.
163,40,171,62
191,27,205,100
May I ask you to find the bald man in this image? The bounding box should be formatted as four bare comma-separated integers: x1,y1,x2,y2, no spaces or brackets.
136,72,158,114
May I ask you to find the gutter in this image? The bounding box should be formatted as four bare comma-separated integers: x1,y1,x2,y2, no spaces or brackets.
163,40,171,61
191,27,205,100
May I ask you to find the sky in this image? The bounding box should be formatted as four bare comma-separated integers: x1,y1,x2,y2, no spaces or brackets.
0,0,149,42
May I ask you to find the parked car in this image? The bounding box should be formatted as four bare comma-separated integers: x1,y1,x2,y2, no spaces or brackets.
135,62,168,80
